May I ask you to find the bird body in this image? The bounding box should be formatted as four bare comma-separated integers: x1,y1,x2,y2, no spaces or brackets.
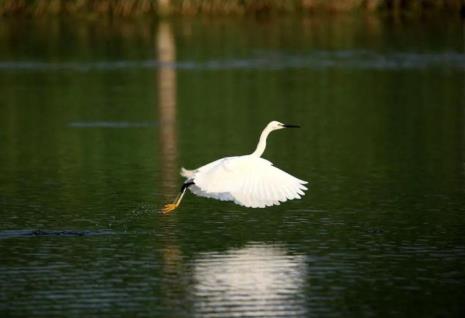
162,121,308,213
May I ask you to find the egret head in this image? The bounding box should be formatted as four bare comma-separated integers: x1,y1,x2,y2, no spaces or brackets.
267,121,300,131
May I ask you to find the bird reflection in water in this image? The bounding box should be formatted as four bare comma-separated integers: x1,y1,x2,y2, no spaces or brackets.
192,244,307,317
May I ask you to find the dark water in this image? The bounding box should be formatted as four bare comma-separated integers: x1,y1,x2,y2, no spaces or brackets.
1,16,465,317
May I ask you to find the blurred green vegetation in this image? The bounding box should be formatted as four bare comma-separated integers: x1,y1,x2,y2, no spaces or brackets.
0,0,464,16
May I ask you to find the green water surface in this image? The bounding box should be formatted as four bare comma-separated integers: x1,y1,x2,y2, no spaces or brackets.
0,16,464,317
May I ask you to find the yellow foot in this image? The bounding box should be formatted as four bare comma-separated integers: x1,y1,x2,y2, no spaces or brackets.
161,203,178,214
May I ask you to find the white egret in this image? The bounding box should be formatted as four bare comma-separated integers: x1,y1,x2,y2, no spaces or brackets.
162,121,308,213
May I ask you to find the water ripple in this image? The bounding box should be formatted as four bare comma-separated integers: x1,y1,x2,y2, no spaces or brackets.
68,121,158,128
0,229,114,239
1,50,464,72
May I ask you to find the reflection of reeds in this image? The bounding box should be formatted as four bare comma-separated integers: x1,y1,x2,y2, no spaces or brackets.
0,0,463,16
157,21,178,195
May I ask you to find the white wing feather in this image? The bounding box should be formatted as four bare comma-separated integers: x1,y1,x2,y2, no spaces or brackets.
180,167,196,178
186,155,308,208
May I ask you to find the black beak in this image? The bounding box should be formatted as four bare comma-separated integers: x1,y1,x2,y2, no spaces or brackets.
283,124,300,128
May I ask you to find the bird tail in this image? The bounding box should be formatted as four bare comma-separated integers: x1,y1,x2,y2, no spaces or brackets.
180,167,195,178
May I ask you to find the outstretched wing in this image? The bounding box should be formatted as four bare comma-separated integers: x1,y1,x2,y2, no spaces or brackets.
192,156,308,208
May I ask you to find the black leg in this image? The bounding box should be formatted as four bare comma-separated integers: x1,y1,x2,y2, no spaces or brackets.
180,181,195,193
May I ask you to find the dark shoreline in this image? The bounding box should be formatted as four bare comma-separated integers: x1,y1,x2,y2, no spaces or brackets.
1,0,464,17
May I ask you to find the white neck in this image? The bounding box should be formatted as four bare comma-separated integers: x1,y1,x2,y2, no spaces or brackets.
251,126,273,157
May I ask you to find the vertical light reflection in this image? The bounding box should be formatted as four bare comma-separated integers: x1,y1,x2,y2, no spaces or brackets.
192,244,307,317
157,21,178,195
156,20,186,309
462,20,465,176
